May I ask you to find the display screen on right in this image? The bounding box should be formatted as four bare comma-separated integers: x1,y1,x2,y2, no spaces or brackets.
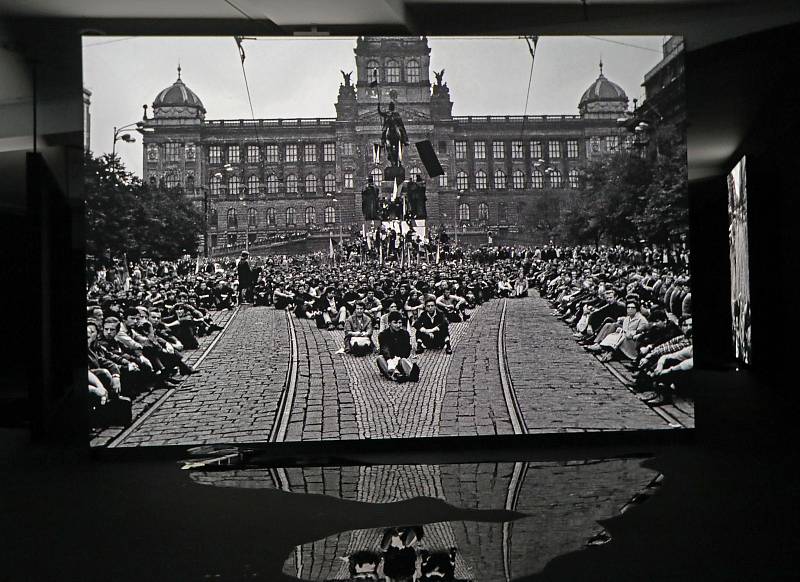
727,156,751,364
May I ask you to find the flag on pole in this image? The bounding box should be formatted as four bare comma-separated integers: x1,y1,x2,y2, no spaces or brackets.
436,242,441,264
373,144,380,164
391,178,399,202
398,142,403,162
329,233,335,267
122,253,131,291
194,254,201,275
379,235,384,265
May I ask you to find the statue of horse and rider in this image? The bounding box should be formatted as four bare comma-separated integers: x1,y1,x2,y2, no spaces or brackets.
377,101,409,168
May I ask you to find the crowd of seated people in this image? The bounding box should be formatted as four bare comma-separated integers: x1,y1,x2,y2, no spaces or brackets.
531,243,692,406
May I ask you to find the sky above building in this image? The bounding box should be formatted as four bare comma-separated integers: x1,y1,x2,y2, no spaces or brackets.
83,35,667,178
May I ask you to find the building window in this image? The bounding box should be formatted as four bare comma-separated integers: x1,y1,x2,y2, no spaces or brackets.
324,206,336,224
511,140,524,159
344,172,354,189
494,169,506,189
370,167,383,184
478,202,489,222
305,174,317,195
247,175,260,196
323,143,336,162
492,141,505,159
439,172,448,188
164,173,180,189
228,176,241,197
209,207,218,228
266,174,279,195
341,142,354,156
228,145,240,164
165,143,182,162
438,141,448,154
531,169,544,189
568,168,580,189
409,166,421,182
209,145,223,164
304,144,317,162
456,171,468,190
548,141,561,159
323,173,336,193
304,206,316,225
286,174,298,194
406,59,420,83
475,170,487,190
227,208,237,229
455,140,467,159
227,233,237,245
530,141,543,159
266,207,276,226
247,145,260,163
567,139,580,159
367,60,380,85
512,169,525,189
386,59,400,83
498,202,508,223
474,141,486,160
606,135,619,152
285,144,298,163
458,203,470,222
265,144,279,163
286,207,296,225
209,174,223,196
549,168,563,188
248,207,257,227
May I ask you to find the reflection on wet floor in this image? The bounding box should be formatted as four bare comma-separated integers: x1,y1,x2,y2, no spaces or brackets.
188,455,661,581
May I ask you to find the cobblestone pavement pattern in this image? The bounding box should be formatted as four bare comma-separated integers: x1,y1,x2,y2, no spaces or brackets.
118,306,289,447
504,292,672,432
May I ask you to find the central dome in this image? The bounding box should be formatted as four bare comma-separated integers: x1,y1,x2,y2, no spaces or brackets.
152,67,206,119
578,63,628,118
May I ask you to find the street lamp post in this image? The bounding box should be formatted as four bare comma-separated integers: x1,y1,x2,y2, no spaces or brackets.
112,121,151,158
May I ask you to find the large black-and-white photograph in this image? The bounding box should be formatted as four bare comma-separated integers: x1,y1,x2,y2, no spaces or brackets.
84,35,693,447
727,156,751,364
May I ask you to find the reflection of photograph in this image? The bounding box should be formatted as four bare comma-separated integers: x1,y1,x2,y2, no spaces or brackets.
84,35,692,447
727,157,751,364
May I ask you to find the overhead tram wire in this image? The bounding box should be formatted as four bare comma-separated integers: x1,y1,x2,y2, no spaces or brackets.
519,36,539,145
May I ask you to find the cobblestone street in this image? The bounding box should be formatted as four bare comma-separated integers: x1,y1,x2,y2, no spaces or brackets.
113,291,675,447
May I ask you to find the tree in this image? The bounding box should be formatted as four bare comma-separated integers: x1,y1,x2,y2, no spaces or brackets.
84,152,203,260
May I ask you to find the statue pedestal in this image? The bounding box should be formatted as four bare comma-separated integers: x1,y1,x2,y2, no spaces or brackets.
383,165,405,183
380,219,426,238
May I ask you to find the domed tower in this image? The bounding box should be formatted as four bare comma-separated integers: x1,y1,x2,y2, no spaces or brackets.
151,65,206,121
578,61,629,119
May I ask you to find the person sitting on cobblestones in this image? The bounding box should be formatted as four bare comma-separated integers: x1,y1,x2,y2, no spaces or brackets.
436,287,468,323
344,302,374,356
379,300,405,333
345,549,381,580
512,268,530,298
403,289,424,325
316,286,348,330
587,300,649,362
272,281,295,311
414,296,453,354
361,289,383,324
377,312,419,383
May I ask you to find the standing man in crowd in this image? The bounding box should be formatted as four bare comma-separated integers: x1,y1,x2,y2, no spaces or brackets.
237,250,252,305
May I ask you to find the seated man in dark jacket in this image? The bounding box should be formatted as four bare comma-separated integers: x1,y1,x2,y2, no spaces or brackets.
413,296,452,354
376,312,419,383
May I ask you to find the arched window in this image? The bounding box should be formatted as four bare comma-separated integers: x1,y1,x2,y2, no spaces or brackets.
475,170,487,190
385,59,400,83
209,174,222,196
186,174,195,191
323,173,336,194
438,172,448,188
247,175,260,196
286,207,296,226
370,167,383,184
366,60,380,85
568,168,580,189
286,174,298,194
409,166,422,181
226,208,237,229
228,175,241,197
266,207,276,226
305,206,316,225
498,202,508,223
493,169,506,189
531,169,544,189
248,207,257,227
549,168,562,188
209,207,219,228
512,170,525,189
263,174,277,195
478,202,489,222
164,173,180,189
406,60,420,83
324,206,336,224
456,171,469,190
305,174,317,195
458,202,470,221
